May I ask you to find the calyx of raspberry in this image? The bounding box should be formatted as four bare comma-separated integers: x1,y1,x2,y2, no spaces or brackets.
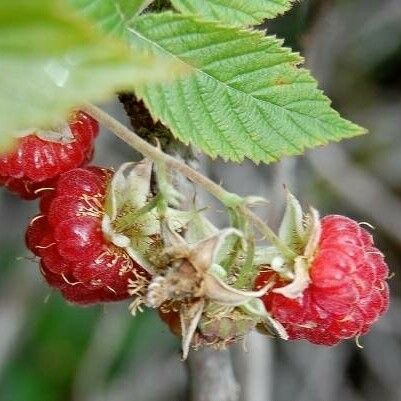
101,159,193,274
256,192,322,299
147,227,271,307
147,224,284,359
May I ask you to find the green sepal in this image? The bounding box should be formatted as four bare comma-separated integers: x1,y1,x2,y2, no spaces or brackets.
241,298,288,340
102,159,194,273
278,192,306,253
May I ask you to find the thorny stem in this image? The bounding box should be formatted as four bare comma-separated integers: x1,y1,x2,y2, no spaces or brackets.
83,103,296,259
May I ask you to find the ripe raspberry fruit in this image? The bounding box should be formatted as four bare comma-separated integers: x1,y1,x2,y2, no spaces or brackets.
26,167,148,305
0,111,99,199
256,215,389,345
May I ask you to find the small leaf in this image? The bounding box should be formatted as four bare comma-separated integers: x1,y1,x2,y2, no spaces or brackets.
129,13,366,164
171,0,295,26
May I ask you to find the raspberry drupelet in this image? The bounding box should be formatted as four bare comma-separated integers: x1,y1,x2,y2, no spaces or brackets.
256,215,390,345
26,167,147,305
0,111,99,199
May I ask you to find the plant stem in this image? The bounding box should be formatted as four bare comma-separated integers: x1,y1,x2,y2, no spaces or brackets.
83,103,296,259
188,348,239,401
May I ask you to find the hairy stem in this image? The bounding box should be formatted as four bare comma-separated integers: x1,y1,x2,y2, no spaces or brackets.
83,104,296,259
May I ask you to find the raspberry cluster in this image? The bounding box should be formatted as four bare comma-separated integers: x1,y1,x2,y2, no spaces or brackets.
0,111,98,199
256,215,389,345
0,110,390,350
26,167,146,304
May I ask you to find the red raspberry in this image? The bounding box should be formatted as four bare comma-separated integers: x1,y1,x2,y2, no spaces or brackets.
256,215,389,345
0,111,99,199
26,167,148,305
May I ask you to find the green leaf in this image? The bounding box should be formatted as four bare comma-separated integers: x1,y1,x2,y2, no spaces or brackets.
0,1,183,141
69,0,152,37
171,0,295,26
129,13,366,163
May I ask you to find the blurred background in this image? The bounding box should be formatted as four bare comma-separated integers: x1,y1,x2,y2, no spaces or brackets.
1,0,401,400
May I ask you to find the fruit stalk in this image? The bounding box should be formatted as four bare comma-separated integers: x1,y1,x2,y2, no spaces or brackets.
83,103,294,258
